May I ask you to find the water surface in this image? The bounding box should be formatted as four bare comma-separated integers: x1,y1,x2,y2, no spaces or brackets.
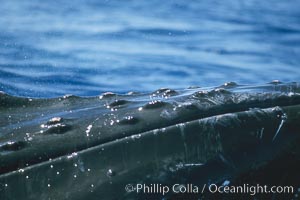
0,0,300,97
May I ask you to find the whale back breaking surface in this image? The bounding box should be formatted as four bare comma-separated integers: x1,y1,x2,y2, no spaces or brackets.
0,82,300,199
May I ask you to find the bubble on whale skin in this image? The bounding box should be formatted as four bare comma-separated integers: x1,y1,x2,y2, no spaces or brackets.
99,92,116,99
143,100,168,109
118,116,139,125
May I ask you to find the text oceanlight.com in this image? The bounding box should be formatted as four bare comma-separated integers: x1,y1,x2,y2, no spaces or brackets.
125,183,294,196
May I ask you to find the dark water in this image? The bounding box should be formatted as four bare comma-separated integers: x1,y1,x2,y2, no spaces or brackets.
0,0,300,97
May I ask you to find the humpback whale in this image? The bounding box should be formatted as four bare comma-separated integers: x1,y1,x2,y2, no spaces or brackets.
0,82,299,199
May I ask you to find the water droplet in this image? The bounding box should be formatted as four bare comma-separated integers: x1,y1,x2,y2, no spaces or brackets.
47,117,63,125
85,124,93,137
43,123,72,135
77,159,85,172
67,152,78,159
63,94,74,99
99,92,116,99
222,82,238,88
152,88,177,97
143,100,167,109
273,113,287,141
106,169,116,177
24,133,33,141
131,134,141,139
269,80,282,85
153,129,159,135
119,116,139,125
259,127,264,139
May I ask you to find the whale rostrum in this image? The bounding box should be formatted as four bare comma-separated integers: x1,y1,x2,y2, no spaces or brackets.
0,82,300,199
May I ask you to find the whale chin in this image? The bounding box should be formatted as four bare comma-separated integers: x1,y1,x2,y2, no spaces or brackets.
0,82,300,199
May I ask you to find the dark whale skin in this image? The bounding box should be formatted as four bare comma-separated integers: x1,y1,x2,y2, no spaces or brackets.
0,82,299,199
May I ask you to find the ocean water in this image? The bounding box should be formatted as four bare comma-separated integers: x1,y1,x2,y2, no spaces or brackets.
0,0,300,97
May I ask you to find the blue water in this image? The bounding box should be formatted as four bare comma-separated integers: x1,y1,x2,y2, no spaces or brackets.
0,0,300,97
